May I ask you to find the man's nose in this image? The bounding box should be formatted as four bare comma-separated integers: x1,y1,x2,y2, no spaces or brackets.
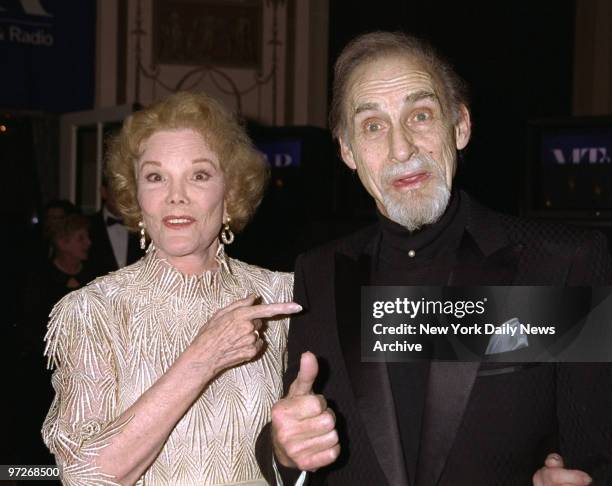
389,126,417,162
166,180,190,204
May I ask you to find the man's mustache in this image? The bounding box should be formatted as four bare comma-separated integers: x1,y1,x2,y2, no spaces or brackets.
382,154,442,181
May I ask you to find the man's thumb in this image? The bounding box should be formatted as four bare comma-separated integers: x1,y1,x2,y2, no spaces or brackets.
289,351,318,397
544,453,564,468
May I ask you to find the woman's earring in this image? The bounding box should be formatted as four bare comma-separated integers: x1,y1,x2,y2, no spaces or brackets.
138,220,146,250
220,218,234,245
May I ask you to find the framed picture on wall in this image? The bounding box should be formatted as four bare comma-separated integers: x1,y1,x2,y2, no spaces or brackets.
153,0,263,69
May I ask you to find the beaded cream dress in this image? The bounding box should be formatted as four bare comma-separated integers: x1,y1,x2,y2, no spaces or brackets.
42,247,293,486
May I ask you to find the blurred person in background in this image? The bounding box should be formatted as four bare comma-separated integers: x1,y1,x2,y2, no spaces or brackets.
18,212,95,474
28,199,78,265
22,212,95,356
47,213,94,291
87,178,144,278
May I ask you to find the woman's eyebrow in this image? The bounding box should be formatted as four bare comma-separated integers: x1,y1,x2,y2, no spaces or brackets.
139,160,161,172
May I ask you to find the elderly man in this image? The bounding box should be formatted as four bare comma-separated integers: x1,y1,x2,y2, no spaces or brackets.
258,32,612,485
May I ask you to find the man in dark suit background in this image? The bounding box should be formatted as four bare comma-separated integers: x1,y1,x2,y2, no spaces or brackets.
88,178,144,278
259,32,612,485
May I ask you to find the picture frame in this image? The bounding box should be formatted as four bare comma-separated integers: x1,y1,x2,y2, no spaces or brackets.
153,0,263,69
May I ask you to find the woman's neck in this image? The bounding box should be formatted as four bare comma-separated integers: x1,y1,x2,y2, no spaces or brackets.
158,243,220,275
54,253,82,275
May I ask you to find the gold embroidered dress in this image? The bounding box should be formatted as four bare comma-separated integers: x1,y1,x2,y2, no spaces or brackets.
42,248,293,486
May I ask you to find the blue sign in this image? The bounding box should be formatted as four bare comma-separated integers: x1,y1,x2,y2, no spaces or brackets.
0,0,96,112
256,139,301,168
541,128,612,167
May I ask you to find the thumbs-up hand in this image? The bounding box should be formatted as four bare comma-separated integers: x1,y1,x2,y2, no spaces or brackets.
271,352,340,471
532,453,592,486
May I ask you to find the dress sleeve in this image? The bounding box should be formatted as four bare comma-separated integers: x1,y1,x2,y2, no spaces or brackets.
41,287,131,486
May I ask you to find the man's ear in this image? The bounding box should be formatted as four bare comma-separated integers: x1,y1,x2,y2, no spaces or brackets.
454,104,471,151
339,136,357,170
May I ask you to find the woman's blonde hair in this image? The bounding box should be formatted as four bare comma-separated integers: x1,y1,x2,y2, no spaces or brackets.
106,91,269,232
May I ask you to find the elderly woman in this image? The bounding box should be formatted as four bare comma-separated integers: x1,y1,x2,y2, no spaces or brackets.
22,213,95,355
42,92,301,486
46,213,94,292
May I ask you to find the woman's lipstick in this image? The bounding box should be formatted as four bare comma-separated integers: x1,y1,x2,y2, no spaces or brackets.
162,215,195,229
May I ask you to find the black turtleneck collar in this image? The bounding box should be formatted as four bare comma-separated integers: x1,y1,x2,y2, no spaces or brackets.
376,190,466,268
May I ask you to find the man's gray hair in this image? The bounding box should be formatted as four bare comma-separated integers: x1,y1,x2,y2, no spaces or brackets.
329,31,470,140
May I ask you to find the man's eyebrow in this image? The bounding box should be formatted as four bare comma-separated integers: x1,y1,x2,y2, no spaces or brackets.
405,90,438,104
353,91,439,117
354,102,380,116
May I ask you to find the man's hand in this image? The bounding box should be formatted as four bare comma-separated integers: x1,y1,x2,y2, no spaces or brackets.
271,352,340,471
533,453,592,486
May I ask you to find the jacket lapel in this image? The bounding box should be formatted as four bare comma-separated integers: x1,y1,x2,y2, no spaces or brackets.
335,250,410,486
449,226,523,286
456,193,524,285
416,361,480,486
417,194,525,485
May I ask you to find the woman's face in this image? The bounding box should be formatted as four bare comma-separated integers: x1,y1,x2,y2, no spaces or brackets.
58,228,91,262
136,129,226,273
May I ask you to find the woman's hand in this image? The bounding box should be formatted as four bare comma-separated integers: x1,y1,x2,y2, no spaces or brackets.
44,294,301,485
189,295,302,378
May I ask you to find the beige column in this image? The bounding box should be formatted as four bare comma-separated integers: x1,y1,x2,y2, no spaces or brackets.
291,0,329,127
573,0,612,115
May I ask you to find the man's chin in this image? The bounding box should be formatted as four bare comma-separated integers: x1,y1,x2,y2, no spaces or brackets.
388,185,441,206
383,185,450,230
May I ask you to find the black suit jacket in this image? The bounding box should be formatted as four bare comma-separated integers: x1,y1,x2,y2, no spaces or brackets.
259,193,612,486
87,211,143,278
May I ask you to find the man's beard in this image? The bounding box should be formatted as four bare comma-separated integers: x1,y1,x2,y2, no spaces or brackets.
381,153,451,232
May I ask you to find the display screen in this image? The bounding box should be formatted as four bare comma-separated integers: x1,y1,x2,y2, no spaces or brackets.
256,139,302,168
529,119,612,215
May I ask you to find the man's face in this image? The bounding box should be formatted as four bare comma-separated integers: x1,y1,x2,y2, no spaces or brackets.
339,54,470,230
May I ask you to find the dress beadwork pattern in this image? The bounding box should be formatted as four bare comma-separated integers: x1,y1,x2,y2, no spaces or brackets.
42,248,293,486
